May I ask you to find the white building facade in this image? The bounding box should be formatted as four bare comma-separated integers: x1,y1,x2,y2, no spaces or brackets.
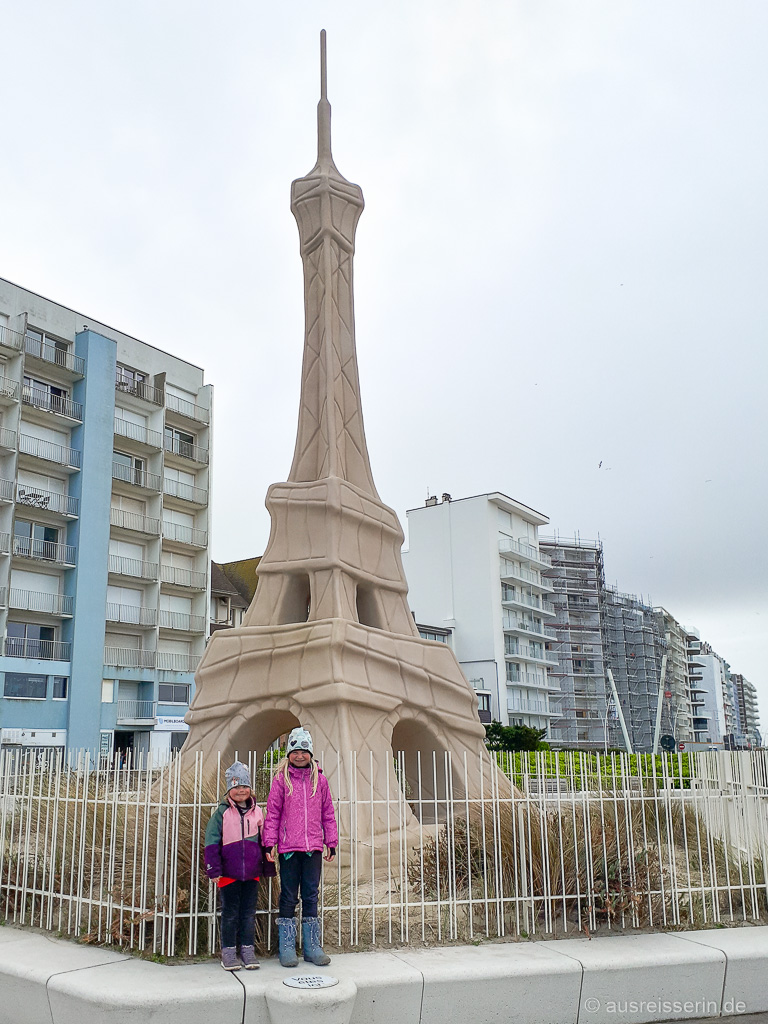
402,492,558,734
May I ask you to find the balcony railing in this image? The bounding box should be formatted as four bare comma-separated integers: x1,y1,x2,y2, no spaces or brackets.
158,610,206,632
0,427,18,450
115,374,163,406
166,393,209,423
157,652,201,673
8,589,74,616
4,637,71,660
162,521,207,547
116,699,156,722
13,536,76,565
0,532,10,554
19,432,81,469
24,335,85,375
22,384,82,421
16,484,79,517
0,479,14,502
0,375,19,401
106,604,157,627
163,437,209,465
114,418,163,449
508,698,551,716
498,537,552,567
109,507,161,535
499,560,553,590
112,462,162,491
160,565,206,589
108,554,158,580
163,478,208,506
0,324,24,351
104,648,156,669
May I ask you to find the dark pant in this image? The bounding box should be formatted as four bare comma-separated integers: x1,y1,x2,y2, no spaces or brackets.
219,879,259,948
278,851,322,919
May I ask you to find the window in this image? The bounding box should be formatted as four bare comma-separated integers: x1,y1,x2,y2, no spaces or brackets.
418,629,448,643
164,426,196,459
158,683,190,704
6,621,56,658
170,732,187,753
478,693,491,713
116,365,147,389
52,676,68,699
4,672,47,699
14,519,60,559
113,450,146,486
23,375,69,415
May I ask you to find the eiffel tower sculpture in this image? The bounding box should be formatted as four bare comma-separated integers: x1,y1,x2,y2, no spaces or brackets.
184,32,489,827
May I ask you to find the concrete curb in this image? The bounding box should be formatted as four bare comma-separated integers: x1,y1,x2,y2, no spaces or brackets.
0,925,766,1024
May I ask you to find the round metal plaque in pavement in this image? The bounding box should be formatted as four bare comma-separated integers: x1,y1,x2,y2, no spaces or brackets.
284,975,339,989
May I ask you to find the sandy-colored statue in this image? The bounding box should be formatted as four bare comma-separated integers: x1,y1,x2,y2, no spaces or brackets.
183,33,489,831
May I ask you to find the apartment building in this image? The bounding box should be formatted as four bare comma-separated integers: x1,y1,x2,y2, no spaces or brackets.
0,278,212,762
653,607,694,744
693,642,734,746
402,492,558,733
730,673,761,748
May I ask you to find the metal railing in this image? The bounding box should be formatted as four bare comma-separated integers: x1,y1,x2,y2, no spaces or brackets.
116,699,157,721
8,589,74,616
507,697,552,715
163,437,209,465
158,610,206,632
105,604,157,627
499,560,553,590
498,537,552,566
24,335,85,375
115,373,163,405
3,637,71,659
114,418,163,449
12,536,76,564
0,323,24,351
160,565,206,589
109,507,161,535
15,484,79,517
0,532,10,554
108,554,158,579
0,427,18,450
162,521,207,547
19,432,81,469
157,652,201,672
0,374,19,401
2,749,768,959
111,461,162,491
0,479,14,502
21,384,82,421
165,393,209,423
104,647,156,669
163,478,208,506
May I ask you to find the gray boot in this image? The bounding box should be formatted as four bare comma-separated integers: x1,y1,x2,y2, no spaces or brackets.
239,944,259,969
276,916,299,968
302,917,330,966
220,946,240,971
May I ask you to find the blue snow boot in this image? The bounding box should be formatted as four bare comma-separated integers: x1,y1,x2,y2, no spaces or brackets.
276,916,299,968
302,917,330,966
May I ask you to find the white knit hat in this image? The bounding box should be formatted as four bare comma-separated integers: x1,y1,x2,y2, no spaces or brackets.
287,727,313,756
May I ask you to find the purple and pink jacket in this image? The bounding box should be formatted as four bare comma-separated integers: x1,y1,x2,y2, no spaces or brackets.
262,765,338,853
204,796,275,881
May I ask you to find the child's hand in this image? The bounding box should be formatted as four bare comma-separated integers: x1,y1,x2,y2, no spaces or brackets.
266,846,277,863
323,846,336,862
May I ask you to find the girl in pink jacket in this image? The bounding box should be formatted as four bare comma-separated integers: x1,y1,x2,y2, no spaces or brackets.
263,727,338,967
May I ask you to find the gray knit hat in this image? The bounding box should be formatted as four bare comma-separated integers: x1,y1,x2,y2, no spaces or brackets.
225,760,251,792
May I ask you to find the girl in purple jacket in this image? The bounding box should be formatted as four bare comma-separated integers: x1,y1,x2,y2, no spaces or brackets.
263,727,338,967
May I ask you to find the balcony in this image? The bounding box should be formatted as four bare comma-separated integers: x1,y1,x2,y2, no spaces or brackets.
115,373,163,406
8,589,74,616
13,536,76,566
22,384,83,422
106,604,157,627
165,393,209,424
159,609,206,632
0,374,19,404
502,616,551,640
501,591,556,616
4,637,71,660
163,478,208,507
114,418,163,450
508,698,555,716
506,668,548,687
19,432,81,469
116,699,157,724
0,479,13,503
24,335,85,377
104,647,156,669
0,427,18,451
108,554,158,580
109,507,161,536
160,564,206,590
112,462,162,492
157,652,201,673
162,521,208,548
15,484,79,517
498,537,552,568
163,436,209,466
0,323,24,353
499,560,554,592
0,532,10,554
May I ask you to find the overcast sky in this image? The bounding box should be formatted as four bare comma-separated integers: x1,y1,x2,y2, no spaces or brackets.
2,1,766,708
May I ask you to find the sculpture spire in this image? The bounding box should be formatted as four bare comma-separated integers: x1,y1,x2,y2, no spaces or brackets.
287,31,378,497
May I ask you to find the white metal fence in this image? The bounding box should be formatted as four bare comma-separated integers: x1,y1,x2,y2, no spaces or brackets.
1,748,766,958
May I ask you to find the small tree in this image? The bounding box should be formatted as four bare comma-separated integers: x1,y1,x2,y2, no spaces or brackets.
484,720,548,752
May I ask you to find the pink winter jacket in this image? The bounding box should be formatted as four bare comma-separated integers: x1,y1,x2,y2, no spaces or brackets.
262,764,338,853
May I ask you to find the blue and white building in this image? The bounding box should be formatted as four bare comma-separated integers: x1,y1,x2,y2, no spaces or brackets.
0,277,212,762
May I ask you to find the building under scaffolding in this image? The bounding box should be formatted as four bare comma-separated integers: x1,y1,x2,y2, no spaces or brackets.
653,607,694,744
540,537,619,750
